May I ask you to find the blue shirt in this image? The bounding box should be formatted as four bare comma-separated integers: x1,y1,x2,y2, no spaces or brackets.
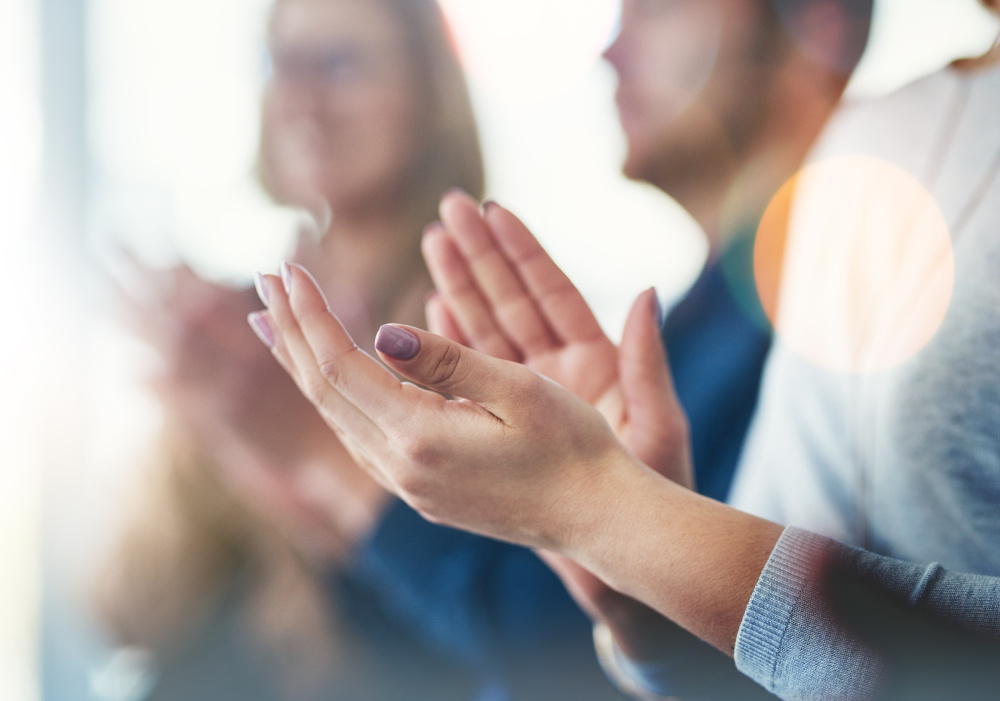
663,230,772,502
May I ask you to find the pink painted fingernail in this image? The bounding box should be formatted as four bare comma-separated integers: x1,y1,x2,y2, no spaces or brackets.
481,200,498,214
255,272,270,307
375,325,420,360
248,312,276,348
280,261,293,295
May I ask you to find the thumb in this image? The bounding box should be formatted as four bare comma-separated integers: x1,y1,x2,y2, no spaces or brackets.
620,288,673,413
618,289,692,486
374,323,528,411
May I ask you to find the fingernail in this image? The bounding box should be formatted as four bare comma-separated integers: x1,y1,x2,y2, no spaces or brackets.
423,220,444,237
651,287,663,326
255,272,270,307
482,200,498,214
281,261,293,295
443,187,470,200
248,312,276,348
375,325,420,360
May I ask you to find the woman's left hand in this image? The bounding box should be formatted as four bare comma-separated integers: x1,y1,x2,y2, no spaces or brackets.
251,262,652,553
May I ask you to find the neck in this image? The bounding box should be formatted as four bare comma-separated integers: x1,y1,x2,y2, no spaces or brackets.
323,213,420,294
677,63,844,257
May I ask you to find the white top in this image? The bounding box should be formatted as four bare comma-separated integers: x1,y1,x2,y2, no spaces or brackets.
731,62,1000,576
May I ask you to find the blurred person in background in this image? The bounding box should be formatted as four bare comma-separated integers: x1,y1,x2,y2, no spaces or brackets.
95,0,481,696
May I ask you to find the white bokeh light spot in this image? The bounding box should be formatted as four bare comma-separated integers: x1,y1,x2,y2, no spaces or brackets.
438,0,619,103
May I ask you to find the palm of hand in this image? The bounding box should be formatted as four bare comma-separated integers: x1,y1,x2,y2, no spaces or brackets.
422,192,691,651
120,264,334,468
524,337,619,405
425,191,687,483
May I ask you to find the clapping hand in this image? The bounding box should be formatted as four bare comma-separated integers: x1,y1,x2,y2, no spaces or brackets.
423,190,690,486
421,190,695,659
116,255,384,558
250,260,656,552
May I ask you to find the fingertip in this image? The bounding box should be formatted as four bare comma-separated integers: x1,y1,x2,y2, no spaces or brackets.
421,223,447,254
649,287,663,327
481,199,513,222
439,187,482,220
254,272,270,307
375,324,421,361
424,292,443,334
441,186,471,201
423,220,445,237
439,188,476,217
248,311,276,349
622,288,667,361
281,261,328,309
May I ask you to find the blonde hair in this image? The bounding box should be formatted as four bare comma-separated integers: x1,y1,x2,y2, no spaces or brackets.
256,0,486,230
95,0,484,693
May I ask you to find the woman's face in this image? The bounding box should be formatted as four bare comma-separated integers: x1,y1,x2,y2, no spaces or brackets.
263,0,421,214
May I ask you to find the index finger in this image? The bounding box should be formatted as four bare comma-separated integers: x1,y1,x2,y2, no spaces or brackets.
483,203,606,346
274,263,447,427
437,191,561,357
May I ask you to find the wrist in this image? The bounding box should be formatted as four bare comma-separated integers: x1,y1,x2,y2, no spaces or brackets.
571,463,784,654
558,448,665,568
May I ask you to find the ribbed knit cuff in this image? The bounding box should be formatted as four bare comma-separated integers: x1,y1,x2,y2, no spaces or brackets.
733,526,832,692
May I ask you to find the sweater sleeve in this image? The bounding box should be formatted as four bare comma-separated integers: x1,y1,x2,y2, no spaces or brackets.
735,527,1000,701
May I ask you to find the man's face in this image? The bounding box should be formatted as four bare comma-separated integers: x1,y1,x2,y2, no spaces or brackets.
604,0,780,191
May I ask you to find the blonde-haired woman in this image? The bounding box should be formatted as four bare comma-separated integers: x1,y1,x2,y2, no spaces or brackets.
94,0,491,698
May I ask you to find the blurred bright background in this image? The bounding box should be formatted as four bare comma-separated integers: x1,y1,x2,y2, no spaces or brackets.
1,0,997,699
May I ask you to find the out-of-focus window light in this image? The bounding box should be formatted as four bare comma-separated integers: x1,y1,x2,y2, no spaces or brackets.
438,0,619,102
88,0,293,279
0,0,43,699
848,0,1000,98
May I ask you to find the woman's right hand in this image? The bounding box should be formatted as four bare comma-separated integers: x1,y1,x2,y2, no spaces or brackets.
424,191,691,487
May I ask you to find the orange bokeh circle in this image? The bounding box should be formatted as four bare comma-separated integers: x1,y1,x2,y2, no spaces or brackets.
754,155,955,374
